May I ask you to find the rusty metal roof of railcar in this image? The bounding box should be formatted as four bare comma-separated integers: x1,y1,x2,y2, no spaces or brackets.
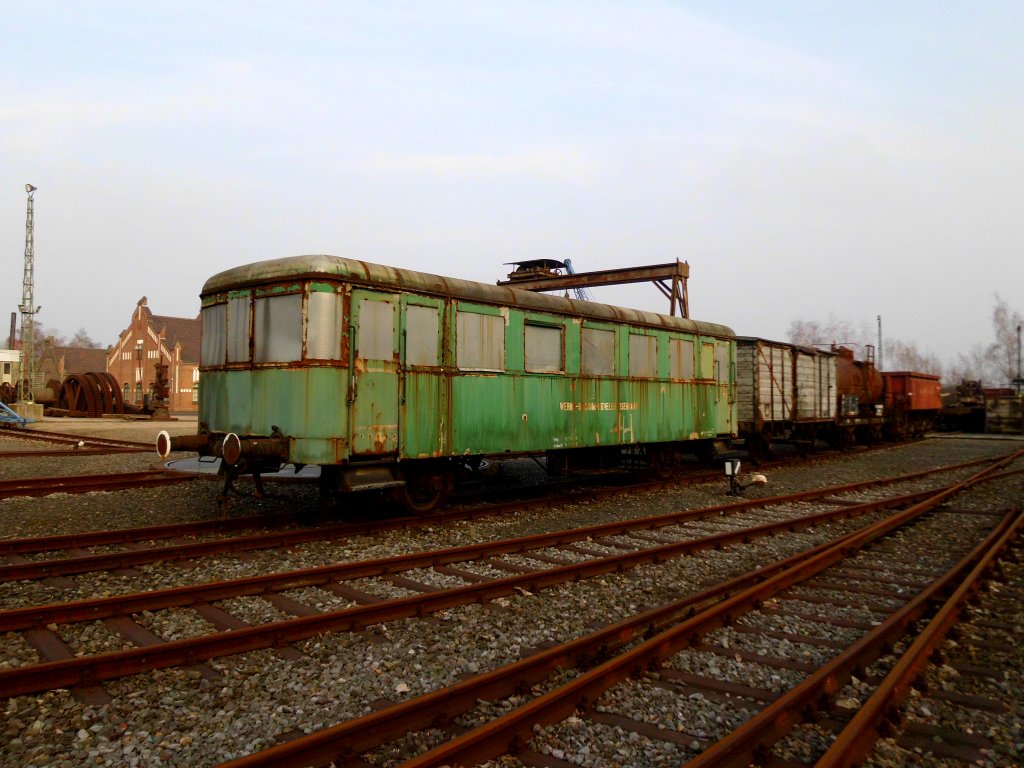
203,255,735,338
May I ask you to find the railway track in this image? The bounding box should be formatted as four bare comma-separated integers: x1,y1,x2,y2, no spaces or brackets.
0,454,998,582
0,470,194,500
204,450,1021,768
0,426,152,451
1,441,1020,767
0,453,1018,713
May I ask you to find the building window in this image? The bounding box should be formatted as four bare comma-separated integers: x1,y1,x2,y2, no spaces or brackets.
123,383,129,401
135,383,143,404
192,382,199,404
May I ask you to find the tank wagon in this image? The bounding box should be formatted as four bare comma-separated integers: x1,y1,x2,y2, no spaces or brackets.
159,255,737,512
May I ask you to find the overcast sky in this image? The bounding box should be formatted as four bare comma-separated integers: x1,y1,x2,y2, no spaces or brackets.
2,1,1021,364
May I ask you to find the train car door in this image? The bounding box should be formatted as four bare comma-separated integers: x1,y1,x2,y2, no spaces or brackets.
349,290,400,456
399,297,449,457
715,340,735,435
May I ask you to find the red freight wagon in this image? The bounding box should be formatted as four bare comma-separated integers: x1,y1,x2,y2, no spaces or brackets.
883,371,942,437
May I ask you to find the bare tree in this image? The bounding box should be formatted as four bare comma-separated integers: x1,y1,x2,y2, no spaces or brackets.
990,295,1023,388
32,324,66,348
68,328,100,348
948,343,995,385
883,339,944,377
787,315,873,350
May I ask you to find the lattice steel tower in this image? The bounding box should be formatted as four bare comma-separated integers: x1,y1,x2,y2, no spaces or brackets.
18,184,38,401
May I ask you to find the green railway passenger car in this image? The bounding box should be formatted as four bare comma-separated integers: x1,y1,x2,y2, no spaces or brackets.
161,255,737,512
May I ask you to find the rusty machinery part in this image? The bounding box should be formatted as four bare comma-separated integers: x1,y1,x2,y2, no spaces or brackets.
32,379,61,406
0,382,15,404
88,371,125,414
57,372,126,417
58,374,98,416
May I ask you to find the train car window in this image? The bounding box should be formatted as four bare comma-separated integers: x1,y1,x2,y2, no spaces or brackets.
525,324,563,373
200,304,227,366
582,327,615,375
669,338,695,379
357,299,395,360
456,311,505,371
628,333,657,378
406,305,439,366
306,291,344,360
700,342,715,379
254,294,303,363
226,295,250,362
715,343,730,383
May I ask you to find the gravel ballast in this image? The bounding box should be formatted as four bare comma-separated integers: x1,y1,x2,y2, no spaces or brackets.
1,424,1022,767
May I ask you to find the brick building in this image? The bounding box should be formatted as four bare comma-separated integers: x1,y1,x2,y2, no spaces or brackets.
106,297,201,413
36,343,108,386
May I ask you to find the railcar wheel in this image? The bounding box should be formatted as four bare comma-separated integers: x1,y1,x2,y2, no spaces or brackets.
645,446,673,479
693,441,716,466
392,462,453,515
745,432,772,465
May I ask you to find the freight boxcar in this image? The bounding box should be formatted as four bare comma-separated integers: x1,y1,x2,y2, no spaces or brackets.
160,255,737,512
882,371,942,437
735,337,836,461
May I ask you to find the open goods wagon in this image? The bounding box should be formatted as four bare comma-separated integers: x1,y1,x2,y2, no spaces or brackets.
161,255,737,512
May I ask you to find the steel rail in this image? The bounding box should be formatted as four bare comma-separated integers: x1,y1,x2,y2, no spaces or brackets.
0,426,152,449
0,450,999,559
0,471,193,499
680,507,1022,768
0,454,1002,582
0,474,669,560
0,511,306,557
214,526,873,768
0,481,970,697
0,484,960,632
815,507,1024,768
388,449,1024,768
0,447,149,458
